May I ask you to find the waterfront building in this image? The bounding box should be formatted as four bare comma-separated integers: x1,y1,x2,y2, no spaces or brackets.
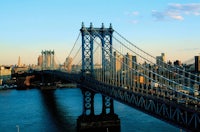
12,66,29,74
0,66,12,81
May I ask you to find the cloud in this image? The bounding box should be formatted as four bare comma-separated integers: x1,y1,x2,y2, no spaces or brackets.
124,11,140,24
152,3,200,21
152,10,165,21
166,10,184,20
178,47,200,51
130,20,139,24
132,11,139,16
124,11,140,16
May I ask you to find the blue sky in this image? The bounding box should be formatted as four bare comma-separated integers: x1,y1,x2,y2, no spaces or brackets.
0,0,200,65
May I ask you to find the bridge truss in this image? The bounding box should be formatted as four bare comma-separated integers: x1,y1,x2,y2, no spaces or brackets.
58,23,200,131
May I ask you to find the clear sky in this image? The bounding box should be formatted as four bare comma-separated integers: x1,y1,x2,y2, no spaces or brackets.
0,0,200,65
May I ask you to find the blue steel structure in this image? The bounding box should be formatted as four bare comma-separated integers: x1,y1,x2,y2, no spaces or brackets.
80,22,113,77
41,23,200,131
79,23,116,130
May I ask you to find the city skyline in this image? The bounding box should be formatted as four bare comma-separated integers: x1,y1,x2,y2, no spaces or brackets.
1,0,200,65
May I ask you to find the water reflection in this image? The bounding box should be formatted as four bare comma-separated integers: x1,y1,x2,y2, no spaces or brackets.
77,88,121,132
40,89,121,132
0,88,179,132
40,90,75,132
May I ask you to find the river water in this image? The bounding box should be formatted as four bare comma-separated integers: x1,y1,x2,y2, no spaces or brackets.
0,88,181,132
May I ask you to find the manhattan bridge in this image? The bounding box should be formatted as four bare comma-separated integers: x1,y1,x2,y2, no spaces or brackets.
41,23,200,131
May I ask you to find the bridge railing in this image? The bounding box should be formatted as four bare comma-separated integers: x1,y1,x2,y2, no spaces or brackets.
79,27,200,110
58,24,200,111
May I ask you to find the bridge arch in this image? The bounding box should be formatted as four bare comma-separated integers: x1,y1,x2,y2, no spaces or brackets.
80,22,114,77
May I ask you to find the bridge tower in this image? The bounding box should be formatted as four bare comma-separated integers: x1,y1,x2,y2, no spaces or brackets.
80,22,114,77
78,23,118,132
41,50,55,70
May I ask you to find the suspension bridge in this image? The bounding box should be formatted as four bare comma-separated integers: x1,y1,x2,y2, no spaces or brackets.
41,23,200,131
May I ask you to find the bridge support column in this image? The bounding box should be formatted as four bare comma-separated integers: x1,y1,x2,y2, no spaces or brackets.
81,89,94,116
102,95,114,115
77,87,120,132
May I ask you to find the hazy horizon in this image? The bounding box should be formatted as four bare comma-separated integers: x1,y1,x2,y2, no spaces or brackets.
1,0,200,65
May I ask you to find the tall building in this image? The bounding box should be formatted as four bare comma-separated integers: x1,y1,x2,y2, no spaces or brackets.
124,53,132,69
195,56,200,72
156,53,166,65
174,60,181,66
65,57,73,72
120,53,138,86
18,56,21,67
132,56,137,64
38,55,43,67
113,52,123,72
123,53,137,71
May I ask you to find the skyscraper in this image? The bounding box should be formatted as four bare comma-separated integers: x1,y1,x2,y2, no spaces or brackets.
65,57,73,72
156,53,166,65
113,52,122,72
122,53,137,71
38,55,43,67
18,56,21,67
195,56,200,72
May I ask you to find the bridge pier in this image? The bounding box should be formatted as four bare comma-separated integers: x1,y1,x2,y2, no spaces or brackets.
82,89,95,116
102,95,114,115
77,88,120,132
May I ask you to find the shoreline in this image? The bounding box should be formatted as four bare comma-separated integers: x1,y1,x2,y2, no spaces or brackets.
0,83,78,91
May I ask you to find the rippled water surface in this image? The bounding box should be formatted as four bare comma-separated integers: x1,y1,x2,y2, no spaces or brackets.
0,88,181,132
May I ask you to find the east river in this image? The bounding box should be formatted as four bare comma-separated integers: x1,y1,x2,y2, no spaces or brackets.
0,88,182,132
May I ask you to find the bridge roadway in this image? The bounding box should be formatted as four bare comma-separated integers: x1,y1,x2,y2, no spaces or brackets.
44,70,200,131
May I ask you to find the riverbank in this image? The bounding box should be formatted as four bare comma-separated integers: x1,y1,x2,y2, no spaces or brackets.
0,84,17,90
39,82,77,90
0,82,77,91
56,83,77,88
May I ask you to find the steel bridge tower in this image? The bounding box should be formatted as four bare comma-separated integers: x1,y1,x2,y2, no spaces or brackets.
41,50,55,70
80,22,114,77
79,23,119,132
